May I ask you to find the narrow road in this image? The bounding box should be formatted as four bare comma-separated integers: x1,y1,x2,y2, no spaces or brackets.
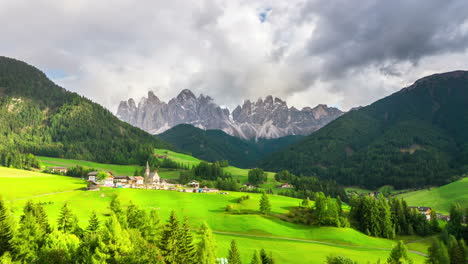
7,189,81,202
211,230,428,257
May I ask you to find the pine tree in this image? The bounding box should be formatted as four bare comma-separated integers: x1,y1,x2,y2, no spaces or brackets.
227,240,242,264
387,240,413,264
196,222,217,264
11,210,45,263
57,203,80,235
250,250,261,264
141,209,160,244
447,236,465,264
86,211,100,233
0,198,13,256
101,213,132,263
159,211,181,264
429,210,440,233
110,195,127,228
178,217,196,264
426,238,449,264
259,192,271,215
259,249,274,264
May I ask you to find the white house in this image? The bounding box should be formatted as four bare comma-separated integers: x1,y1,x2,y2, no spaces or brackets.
135,176,145,185
188,180,200,188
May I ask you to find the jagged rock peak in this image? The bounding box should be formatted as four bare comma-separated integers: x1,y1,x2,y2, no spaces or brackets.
177,89,196,101
117,90,344,139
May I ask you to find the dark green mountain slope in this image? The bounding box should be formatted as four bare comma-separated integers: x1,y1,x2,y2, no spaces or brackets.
0,56,171,166
159,124,303,168
260,71,468,189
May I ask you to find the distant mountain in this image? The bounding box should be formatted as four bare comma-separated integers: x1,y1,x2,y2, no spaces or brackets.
260,71,468,189
0,56,171,166
117,90,343,139
158,124,304,168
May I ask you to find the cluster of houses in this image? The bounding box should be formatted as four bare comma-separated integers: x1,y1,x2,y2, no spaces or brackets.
86,162,220,194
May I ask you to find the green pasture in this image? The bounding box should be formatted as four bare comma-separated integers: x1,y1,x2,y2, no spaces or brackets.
154,148,202,167
38,156,141,176
0,166,427,263
0,166,84,201
398,177,468,214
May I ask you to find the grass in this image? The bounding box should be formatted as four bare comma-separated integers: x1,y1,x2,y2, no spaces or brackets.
38,156,142,176
154,148,202,167
0,166,427,263
0,166,84,201
398,177,468,214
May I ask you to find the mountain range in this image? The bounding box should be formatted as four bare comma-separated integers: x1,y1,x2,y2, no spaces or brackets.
260,71,468,189
117,90,343,139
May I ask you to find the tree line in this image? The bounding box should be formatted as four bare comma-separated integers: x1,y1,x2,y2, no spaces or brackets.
0,196,276,264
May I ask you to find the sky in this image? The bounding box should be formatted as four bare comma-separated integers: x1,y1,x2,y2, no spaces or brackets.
1,0,468,112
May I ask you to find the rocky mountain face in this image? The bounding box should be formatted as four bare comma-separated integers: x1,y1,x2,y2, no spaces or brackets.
117,89,343,139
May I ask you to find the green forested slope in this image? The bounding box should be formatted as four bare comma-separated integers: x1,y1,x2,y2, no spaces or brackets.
159,124,303,167
260,71,468,189
0,56,171,166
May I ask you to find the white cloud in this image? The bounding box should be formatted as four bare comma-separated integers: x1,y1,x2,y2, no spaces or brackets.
0,0,467,112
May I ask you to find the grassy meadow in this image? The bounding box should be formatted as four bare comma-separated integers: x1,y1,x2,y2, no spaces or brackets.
398,177,468,214
0,166,427,263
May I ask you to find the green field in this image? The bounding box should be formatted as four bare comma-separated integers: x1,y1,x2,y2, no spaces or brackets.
154,148,202,167
398,177,468,214
0,166,427,263
38,156,142,176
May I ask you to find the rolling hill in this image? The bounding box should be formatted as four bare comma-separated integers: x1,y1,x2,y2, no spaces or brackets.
260,71,468,189
159,124,304,167
0,56,171,166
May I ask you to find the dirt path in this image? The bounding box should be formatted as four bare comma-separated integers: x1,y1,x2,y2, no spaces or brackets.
211,230,428,257
7,189,81,202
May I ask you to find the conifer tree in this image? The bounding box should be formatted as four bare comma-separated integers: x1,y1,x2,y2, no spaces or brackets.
110,196,127,228
387,240,413,264
159,211,181,264
426,238,449,264
259,249,274,264
259,192,271,215
178,217,196,264
101,213,132,263
37,230,80,263
227,240,242,264
0,198,13,256
196,222,217,264
86,211,100,233
11,210,45,263
250,250,261,264
447,236,465,264
57,203,80,235
429,210,440,233
141,209,160,244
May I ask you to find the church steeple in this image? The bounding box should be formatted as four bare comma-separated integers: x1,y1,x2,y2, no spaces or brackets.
145,161,150,178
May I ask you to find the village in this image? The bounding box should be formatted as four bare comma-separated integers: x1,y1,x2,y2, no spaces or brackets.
83,162,223,194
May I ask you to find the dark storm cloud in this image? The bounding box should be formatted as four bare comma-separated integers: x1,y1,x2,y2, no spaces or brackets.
302,0,468,80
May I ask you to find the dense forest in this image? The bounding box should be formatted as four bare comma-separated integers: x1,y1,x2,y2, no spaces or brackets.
260,71,468,189
0,56,172,167
159,124,303,168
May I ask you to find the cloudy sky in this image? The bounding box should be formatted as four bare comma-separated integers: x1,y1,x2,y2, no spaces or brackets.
1,0,468,111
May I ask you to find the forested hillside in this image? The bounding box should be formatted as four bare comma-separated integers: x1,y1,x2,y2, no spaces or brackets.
260,71,468,189
159,124,303,167
0,56,171,167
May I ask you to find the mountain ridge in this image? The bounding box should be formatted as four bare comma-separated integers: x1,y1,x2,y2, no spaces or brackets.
0,56,172,166
117,90,343,139
259,70,468,189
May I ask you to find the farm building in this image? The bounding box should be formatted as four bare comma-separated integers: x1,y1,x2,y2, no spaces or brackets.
50,167,69,174
87,171,113,182
409,206,432,220
87,181,100,191
280,183,292,188
188,180,200,188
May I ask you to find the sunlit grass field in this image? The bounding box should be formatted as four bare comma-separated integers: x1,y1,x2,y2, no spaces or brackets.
0,166,426,263
398,177,468,214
